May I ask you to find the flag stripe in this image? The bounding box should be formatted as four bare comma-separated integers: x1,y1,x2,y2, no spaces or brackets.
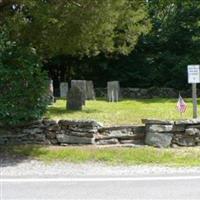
177,95,187,113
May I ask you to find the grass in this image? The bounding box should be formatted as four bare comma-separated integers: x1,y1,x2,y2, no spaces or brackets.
45,98,199,126
11,98,199,167
2,145,200,167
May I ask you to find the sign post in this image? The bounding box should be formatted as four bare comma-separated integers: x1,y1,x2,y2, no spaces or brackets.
192,83,198,118
187,65,200,118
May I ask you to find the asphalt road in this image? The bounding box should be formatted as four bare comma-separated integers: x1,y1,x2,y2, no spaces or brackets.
1,175,200,200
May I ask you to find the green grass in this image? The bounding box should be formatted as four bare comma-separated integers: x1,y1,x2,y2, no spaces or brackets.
2,145,200,167
45,98,198,126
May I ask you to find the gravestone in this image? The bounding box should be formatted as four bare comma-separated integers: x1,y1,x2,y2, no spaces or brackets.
67,86,83,110
48,79,54,104
86,81,96,100
60,82,68,98
71,80,87,105
107,81,120,102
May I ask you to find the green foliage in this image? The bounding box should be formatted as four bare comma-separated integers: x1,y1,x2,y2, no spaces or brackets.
143,0,200,88
0,29,49,125
1,0,200,89
74,0,200,89
3,0,151,57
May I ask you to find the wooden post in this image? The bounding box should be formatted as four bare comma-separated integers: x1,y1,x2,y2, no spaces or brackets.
192,83,198,118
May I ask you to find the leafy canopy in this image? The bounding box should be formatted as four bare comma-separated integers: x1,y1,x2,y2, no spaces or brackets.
2,0,151,57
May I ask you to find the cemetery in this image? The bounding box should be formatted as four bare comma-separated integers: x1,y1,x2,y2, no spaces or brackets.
0,0,200,160
1,2,200,199
1,79,200,148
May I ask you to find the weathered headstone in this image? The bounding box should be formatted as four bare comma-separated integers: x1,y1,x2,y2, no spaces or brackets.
107,81,120,102
86,81,96,100
48,79,54,104
71,80,87,105
60,82,68,98
67,86,83,110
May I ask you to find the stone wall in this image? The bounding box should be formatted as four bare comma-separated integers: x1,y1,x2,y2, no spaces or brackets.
0,120,145,146
96,126,145,145
2,119,200,148
144,119,200,148
95,87,196,99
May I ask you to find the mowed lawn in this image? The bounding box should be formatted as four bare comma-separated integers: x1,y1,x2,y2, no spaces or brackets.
45,98,198,126
3,145,200,167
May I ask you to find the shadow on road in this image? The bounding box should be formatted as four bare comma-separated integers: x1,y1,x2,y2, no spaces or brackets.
0,145,45,168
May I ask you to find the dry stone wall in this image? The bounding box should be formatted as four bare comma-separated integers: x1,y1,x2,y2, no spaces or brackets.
144,119,200,148
0,120,144,146
96,126,145,145
2,119,200,148
95,87,195,99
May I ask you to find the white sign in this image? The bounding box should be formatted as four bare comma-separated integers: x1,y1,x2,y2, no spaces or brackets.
187,65,200,83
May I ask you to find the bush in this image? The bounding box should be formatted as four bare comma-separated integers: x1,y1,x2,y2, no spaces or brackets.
0,29,49,125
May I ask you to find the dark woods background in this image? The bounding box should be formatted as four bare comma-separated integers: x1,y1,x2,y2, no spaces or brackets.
1,0,200,90
47,0,200,89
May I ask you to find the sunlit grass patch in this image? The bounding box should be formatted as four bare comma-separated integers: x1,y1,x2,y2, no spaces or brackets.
2,145,200,167
45,98,197,126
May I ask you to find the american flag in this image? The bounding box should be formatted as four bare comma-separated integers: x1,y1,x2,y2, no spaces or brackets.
177,95,187,113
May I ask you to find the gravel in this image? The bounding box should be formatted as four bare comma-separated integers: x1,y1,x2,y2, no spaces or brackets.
1,157,200,177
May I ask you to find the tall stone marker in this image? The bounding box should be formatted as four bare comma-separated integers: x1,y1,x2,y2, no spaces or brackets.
107,81,120,102
71,80,87,105
86,81,96,100
60,82,68,98
48,79,54,104
67,86,83,110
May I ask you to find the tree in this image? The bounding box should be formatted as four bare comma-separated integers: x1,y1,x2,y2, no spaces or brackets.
145,0,200,88
72,0,200,89
3,0,151,57
0,27,49,125
96,0,200,88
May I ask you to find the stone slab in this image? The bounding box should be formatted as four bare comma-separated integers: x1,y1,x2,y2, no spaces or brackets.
142,119,174,125
185,128,200,136
71,80,87,105
86,81,95,100
99,125,145,133
187,124,200,129
175,119,200,125
67,86,83,110
56,134,93,144
42,119,58,126
172,125,186,132
60,82,68,98
23,128,43,135
173,137,196,146
67,131,94,138
96,138,119,145
107,81,120,102
48,79,54,104
59,120,102,129
145,132,173,148
146,124,173,133
119,139,144,145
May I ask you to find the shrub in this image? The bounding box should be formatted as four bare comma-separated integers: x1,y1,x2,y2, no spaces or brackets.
0,29,49,125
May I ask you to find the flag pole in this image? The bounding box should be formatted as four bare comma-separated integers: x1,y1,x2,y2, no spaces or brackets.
179,92,182,119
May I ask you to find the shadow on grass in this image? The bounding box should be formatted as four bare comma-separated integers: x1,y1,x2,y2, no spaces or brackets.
47,107,100,115
132,98,199,104
0,145,47,168
57,97,199,104
99,98,179,104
